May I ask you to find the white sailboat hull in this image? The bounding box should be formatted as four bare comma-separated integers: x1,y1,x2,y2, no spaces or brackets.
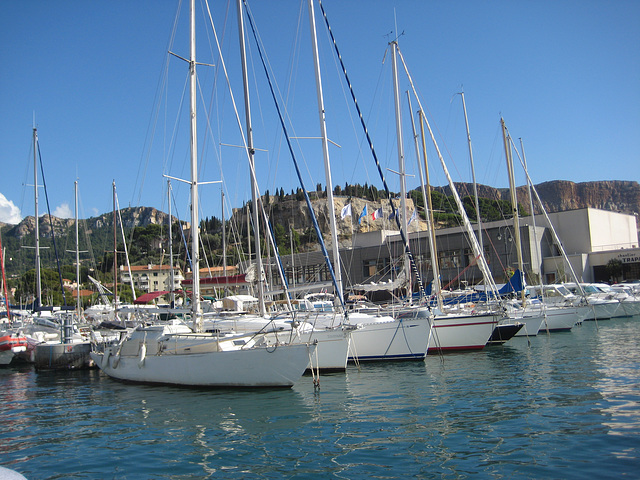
620,299,640,317
512,315,544,337
91,325,315,387
347,313,431,362
293,327,351,372
577,301,620,322
428,312,498,352
91,342,314,388
539,306,578,333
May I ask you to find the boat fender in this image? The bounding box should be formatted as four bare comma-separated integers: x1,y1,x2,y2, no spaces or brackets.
138,343,146,368
111,354,120,369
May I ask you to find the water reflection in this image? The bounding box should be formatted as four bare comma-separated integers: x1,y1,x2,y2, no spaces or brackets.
1,318,639,478
592,318,640,459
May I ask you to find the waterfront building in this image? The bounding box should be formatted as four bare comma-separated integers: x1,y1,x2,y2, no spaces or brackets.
259,208,639,295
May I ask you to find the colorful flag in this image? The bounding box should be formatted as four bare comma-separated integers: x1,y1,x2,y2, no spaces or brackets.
358,204,368,224
340,203,352,219
408,209,417,225
372,207,383,220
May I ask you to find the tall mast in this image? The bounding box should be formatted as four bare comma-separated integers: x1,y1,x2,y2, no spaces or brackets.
168,180,175,308
112,181,120,324
236,0,265,315
0,235,11,322
391,41,412,302
33,127,42,310
188,0,202,330
460,91,483,254
418,110,443,311
520,138,540,285
75,180,81,318
501,118,525,304
308,0,343,303
221,188,226,279
395,47,499,298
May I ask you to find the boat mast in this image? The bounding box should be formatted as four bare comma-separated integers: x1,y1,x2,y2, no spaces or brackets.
501,118,525,305
418,110,443,311
33,127,42,310
168,180,175,308
520,138,541,284
511,144,586,297
395,47,499,299
308,0,344,304
236,0,265,315
112,181,120,325
0,234,11,323
221,188,226,279
391,41,412,302
187,0,203,331
74,180,81,318
459,91,483,254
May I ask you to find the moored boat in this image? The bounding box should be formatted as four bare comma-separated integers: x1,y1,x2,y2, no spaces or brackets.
90,322,315,387
0,331,28,366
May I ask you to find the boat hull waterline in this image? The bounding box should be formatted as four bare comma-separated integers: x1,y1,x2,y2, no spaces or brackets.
91,341,316,388
428,313,498,353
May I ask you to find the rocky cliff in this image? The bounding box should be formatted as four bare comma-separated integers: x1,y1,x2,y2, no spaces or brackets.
5,207,174,240
268,180,640,249
435,180,640,222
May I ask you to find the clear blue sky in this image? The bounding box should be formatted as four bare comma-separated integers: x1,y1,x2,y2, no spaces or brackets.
1,0,638,225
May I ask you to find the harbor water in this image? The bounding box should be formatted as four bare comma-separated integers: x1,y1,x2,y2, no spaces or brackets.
1,316,639,479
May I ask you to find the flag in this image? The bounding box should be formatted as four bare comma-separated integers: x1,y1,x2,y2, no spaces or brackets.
358,205,368,224
340,203,352,219
372,207,383,221
388,210,396,220
408,209,417,225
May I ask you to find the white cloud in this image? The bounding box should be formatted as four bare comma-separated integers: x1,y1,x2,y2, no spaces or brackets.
53,202,73,219
0,193,22,224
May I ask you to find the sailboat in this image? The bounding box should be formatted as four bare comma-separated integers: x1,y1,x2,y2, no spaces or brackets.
501,121,579,333
276,1,431,363
34,180,94,369
385,42,500,352
90,0,314,387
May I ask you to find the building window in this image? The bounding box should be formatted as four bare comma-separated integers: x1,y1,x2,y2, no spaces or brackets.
362,257,390,279
440,250,461,269
363,259,377,278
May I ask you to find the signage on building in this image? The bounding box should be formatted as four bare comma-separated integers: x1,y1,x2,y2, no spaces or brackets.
617,252,640,264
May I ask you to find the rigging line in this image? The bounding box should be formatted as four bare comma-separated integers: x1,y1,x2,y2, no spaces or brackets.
204,0,293,316
316,0,426,301
243,0,345,311
133,0,183,211
36,141,68,307
395,45,500,301
170,187,192,272
243,0,315,192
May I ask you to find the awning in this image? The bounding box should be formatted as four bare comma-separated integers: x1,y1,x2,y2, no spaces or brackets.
134,291,170,305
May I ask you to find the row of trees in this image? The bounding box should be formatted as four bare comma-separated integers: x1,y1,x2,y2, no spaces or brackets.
2,182,527,305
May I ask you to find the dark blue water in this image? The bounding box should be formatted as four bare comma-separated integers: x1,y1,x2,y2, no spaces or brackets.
2,316,639,479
